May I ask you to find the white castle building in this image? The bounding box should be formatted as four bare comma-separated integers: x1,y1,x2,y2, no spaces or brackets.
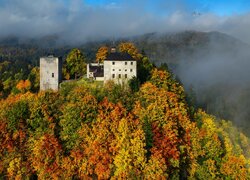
40,55,62,91
87,47,137,83
40,48,137,91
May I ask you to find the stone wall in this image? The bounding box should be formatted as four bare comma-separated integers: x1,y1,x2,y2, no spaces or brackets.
40,56,62,91
104,60,137,83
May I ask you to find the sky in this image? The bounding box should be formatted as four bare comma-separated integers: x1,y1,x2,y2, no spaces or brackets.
0,0,250,44
1,0,250,126
85,0,250,16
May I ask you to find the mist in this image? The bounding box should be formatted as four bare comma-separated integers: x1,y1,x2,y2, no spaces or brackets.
173,32,250,132
1,0,250,45
1,0,250,131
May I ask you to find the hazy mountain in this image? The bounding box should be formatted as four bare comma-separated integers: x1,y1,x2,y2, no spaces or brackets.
134,31,250,133
133,31,250,65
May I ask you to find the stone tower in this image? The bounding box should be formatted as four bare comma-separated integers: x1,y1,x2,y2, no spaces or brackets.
40,55,62,91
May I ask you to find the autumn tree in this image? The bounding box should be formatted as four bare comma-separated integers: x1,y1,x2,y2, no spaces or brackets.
118,42,143,60
150,68,185,101
189,111,250,179
60,86,98,150
96,46,108,63
103,81,136,111
30,134,63,179
112,116,146,178
16,79,31,93
65,48,86,79
0,94,34,178
128,76,140,92
218,119,250,179
133,81,193,178
28,67,40,91
27,91,62,137
190,111,224,179
81,99,123,179
0,62,250,179
69,98,146,179
221,155,248,179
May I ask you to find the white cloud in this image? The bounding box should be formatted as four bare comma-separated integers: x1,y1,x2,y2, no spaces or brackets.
0,0,250,44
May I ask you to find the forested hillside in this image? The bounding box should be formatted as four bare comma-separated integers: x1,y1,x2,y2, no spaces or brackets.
0,66,250,179
0,38,250,178
133,31,250,135
1,31,250,133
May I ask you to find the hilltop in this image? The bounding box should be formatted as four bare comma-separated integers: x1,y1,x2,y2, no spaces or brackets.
0,65,250,179
1,31,250,133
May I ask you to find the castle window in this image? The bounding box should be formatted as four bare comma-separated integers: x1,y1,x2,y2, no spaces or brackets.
113,69,115,71
125,62,127,65
130,69,133,72
125,74,127,78
119,69,121,71
112,74,115,78
119,74,121,78
112,62,115,65
52,73,54,78
131,62,133,65
125,69,127,72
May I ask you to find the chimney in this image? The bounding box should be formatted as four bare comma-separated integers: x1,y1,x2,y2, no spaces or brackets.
111,47,116,53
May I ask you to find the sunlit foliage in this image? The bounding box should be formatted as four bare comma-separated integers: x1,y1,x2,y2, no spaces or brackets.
0,45,249,179
64,48,86,79
96,46,108,63
118,42,143,60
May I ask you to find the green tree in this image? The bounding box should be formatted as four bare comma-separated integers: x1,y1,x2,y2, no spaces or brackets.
60,86,98,150
65,48,86,79
128,76,140,92
137,56,154,83
28,67,40,92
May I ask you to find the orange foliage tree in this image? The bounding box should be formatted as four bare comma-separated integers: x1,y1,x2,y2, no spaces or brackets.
30,134,63,179
133,80,193,178
118,42,143,60
0,94,34,178
221,155,247,179
78,99,124,179
0,63,250,179
96,46,108,63
16,79,31,93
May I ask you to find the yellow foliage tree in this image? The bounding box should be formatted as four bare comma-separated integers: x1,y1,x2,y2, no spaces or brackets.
30,134,63,179
221,155,247,180
96,46,108,63
118,42,142,60
112,118,146,178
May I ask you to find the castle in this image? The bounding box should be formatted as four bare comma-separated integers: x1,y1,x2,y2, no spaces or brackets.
87,47,137,83
40,55,62,91
40,48,137,91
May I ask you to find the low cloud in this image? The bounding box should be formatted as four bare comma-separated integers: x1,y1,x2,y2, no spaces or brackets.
1,0,250,130
172,32,250,129
0,0,250,44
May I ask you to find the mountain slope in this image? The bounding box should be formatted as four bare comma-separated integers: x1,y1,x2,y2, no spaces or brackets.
1,31,250,133
133,31,250,133
0,68,249,179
